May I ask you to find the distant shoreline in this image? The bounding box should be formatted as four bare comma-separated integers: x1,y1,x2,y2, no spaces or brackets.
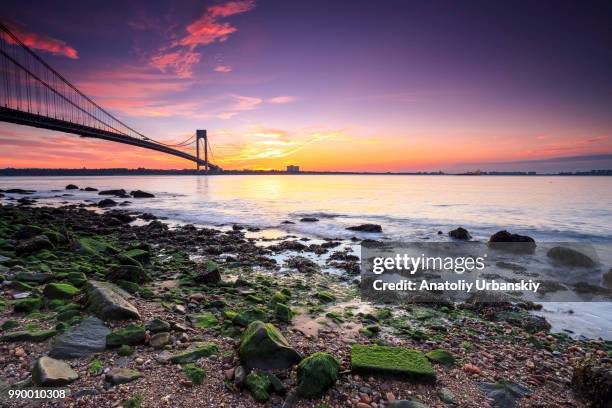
0,168,611,177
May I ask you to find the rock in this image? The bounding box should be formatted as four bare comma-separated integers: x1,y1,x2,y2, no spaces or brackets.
488,230,536,253
145,318,170,333
130,190,155,198
350,344,436,383
86,280,140,320
239,321,302,370
193,260,221,284
14,225,44,239
300,217,319,222
173,304,186,315
425,349,454,366
245,371,273,402
604,269,612,288
66,272,87,286
15,271,55,284
572,357,611,407
463,363,481,374
285,256,318,274
234,365,246,387
32,357,78,386
84,187,98,191
1,330,56,342
387,401,430,408
50,317,110,359
479,380,532,408
547,246,596,267
43,282,79,300
5,188,35,194
121,248,150,264
97,197,118,208
105,368,143,385
65,184,79,190
448,227,471,240
13,297,42,313
274,303,294,322
106,324,145,347
169,344,219,364
106,264,148,284
98,189,128,197
503,314,550,334
346,224,383,233
188,312,218,329
296,352,340,397
316,291,336,303
15,235,54,256
438,388,456,404
232,308,268,327
150,332,171,349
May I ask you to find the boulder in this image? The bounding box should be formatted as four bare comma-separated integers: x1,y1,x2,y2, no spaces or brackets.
43,283,79,300
297,352,340,397
14,225,44,239
233,308,268,327
32,357,79,386
15,271,55,283
1,330,56,342
84,187,98,191
572,357,612,407
65,184,79,190
193,260,221,284
50,317,110,359
13,297,42,313
98,189,128,197
150,332,171,349
239,321,302,370
300,217,319,222
448,227,471,240
105,368,143,385
15,235,54,256
547,246,596,268
86,280,140,320
145,318,170,333
106,324,145,347
425,349,454,366
350,344,436,383
106,264,148,284
98,198,117,208
169,343,218,364
479,380,532,408
489,230,536,253
130,190,155,198
346,224,383,233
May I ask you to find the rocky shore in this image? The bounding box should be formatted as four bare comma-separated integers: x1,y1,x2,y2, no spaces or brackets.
0,187,610,407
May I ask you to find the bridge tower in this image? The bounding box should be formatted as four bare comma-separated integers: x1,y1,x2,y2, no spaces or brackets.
196,129,208,173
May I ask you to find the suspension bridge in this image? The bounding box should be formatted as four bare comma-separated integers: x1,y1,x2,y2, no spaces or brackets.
0,22,218,172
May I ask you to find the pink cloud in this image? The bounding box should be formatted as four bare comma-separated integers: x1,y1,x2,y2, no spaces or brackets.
2,26,78,59
208,0,255,18
150,49,201,78
214,65,232,73
268,96,297,104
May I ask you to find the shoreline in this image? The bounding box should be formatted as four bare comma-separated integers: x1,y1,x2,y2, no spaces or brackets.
0,192,611,406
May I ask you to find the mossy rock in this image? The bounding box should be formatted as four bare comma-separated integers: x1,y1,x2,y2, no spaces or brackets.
183,364,205,385
66,272,87,286
145,318,170,333
1,320,19,330
297,352,340,397
350,344,436,383
121,249,150,264
55,303,81,313
232,308,268,327
269,291,289,306
10,280,36,291
43,283,79,300
117,345,134,356
116,280,140,293
245,371,272,402
13,297,42,313
56,310,81,322
106,324,145,347
316,291,336,303
239,321,302,370
188,312,218,329
274,303,294,322
78,237,117,256
426,349,454,366
169,343,218,364
1,329,56,342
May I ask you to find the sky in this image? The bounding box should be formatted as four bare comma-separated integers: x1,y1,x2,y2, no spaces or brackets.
1,0,611,172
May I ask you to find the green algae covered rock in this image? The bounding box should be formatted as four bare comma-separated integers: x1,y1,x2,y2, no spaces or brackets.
1,329,56,342
245,371,272,402
297,352,340,397
316,291,336,303
188,312,218,329
66,272,87,286
78,237,117,257
425,349,454,366
121,248,150,264
145,318,170,333
232,307,268,327
169,343,218,364
274,302,294,322
239,321,301,370
351,344,436,383
183,364,205,385
13,297,42,313
44,283,79,300
106,324,145,347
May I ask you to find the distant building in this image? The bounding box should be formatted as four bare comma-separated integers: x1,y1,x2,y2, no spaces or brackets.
287,165,300,173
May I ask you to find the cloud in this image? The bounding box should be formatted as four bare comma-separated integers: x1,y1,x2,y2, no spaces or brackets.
214,65,232,73
268,96,297,104
150,0,255,78
229,94,262,111
216,112,237,120
3,25,78,59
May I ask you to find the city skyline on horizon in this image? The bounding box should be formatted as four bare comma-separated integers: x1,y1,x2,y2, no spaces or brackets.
1,0,611,172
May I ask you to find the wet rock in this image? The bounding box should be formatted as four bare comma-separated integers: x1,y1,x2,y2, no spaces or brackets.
232,308,268,327
150,332,171,348
438,388,456,404
5,188,35,194
98,189,128,197
15,271,55,283
296,352,340,397
86,280,141,320
300,217,319,222
239,321,302,370
13,297,42,313
488,230,536,253
572,357,612,407
448,227,471,240
425,349,454,366
547,246,596,268
479,380,532,408
43,282,79,300
65,184,79,190
13,225,44,239
285,256,318,274
346,224,383,233
106,264,148,284
193,260,221,284
15,235,54,256
234,365,246,387
50,317,110,359
84,187,98,191
98,198,117,208
145,318,170,333
32,356,78,386
245,371,273,402
1,329,56,342
105,368,143,385
350,344,436,383
130,190,155,198
603,269,612,288
169,343,218,364
106,324,145,347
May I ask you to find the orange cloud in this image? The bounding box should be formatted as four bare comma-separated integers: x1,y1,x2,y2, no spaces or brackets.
214,65,232,73
2,25,78,59
268,96,297,104
150,50,202,78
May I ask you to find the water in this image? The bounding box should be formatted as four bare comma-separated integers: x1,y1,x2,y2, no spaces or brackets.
1,174,612,338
